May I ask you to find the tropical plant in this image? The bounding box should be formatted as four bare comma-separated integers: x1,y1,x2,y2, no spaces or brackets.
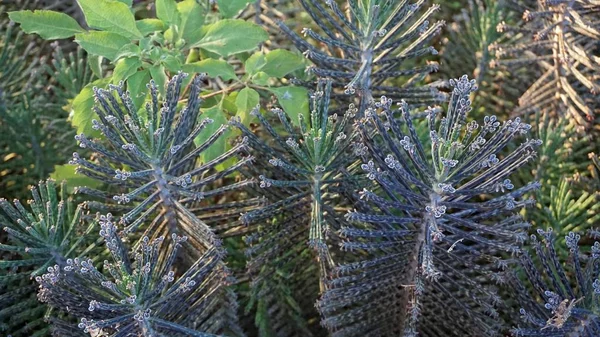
37,214,242,336
231,78,360,335
491,0,600,132
0,1,82,200
0,179,97,336
508,229,600,336
1,0,600,336
439,0,530,117
319,75,540,336
278,0,446,113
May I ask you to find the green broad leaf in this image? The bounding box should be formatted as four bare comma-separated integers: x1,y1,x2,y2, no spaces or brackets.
193,19,267,57
251,71,270,86
156,0,180,25
269,86,309,127
50,164,101,193
149,65,168,98
235,87,259,125
77,0,142,40
216,0,252,18
87,55,104,78
202,95,221,109
116,0,133,5
164,26,179,44
222,92,238,114
113,57,142,83
262,49,306,78
245,52,266,76
183,59,237,81
75,31,131,61
177,0,205,46
8,10,85,40
162,55,183,73
136,18,166,36
194,106,232,167
198,46,221,60
127,69,151,108
114,43,141,60
71,77,112,134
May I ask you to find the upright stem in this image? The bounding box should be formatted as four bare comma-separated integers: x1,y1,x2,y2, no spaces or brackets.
357,47,375,118
152,164,179,235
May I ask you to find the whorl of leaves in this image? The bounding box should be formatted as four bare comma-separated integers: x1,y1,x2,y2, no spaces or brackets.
231,79,358,336
0,179,94,336
509,113,599,259
236,79,356,255
44,45,97,108
317,75,541,336
1,2,83,200
440,0,528,117
278,0,445,113
69,73,255,256
0,9,43,106
491,0,600,130
37,213,243,337
509,229,600,336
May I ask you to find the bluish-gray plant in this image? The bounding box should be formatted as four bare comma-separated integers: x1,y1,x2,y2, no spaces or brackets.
69,73,255,255
278,0,445,113
36,213,244,337
0,179,96,336
237,79,356,254
318,75,541,336
509,229,600,336
231,79,359,336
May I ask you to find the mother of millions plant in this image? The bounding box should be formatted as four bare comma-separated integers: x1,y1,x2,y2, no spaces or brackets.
278,0,446,113
3,0,600,336
490,0,600,132
0,180,97,336
229,0,451,334
231,79,358,336
35,72,250,336
318,75,541,336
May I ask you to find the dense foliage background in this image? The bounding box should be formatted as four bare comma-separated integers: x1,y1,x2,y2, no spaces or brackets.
1,0,599,336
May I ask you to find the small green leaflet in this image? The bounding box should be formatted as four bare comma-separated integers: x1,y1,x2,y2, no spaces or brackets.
245,52,267,76
216,0,252,18
112,57,142,83
75,31,131,61
149,65,168,98
194,106,232,169
127,69,151,108
251,72,270,86
182,59,237,81
87,55,104,78
235,87,260,125
114,43,141,60
77,0,142,40
8,10,85,40
156,0,181,26
262,50,306,78
177,0,205,46
71,77,111,134
50,165,101,193
269,86,310,127
192,19,267,57
136,19,166,36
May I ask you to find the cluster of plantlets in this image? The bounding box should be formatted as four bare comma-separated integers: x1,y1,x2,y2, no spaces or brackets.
1,0,599,337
